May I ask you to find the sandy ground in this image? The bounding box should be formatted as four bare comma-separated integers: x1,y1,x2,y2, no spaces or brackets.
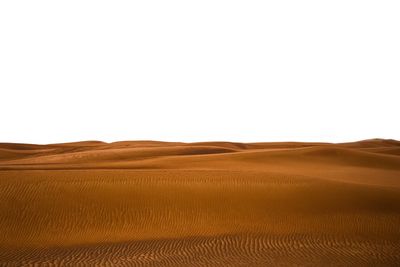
0,139,399,266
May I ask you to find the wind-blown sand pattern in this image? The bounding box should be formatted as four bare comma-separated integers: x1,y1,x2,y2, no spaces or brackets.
0,139,399,266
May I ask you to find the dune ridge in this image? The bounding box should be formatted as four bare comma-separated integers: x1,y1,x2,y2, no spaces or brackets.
0,139,399,266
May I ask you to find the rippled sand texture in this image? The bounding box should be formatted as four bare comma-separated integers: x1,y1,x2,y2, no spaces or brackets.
0,139,400,266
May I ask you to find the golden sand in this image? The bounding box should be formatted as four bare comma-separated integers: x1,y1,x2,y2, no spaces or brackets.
0,139,399,266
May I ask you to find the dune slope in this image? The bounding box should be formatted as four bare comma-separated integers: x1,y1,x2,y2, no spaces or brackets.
0,139,399,266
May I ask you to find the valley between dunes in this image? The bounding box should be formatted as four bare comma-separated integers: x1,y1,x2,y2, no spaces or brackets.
0,139,400,266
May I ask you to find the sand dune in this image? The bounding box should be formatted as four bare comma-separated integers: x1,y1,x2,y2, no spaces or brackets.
0,139,399,266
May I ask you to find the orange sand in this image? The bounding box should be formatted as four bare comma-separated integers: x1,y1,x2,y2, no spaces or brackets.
0,139,399,266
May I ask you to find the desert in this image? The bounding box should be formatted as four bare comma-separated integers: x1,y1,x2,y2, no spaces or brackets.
0,139,399,266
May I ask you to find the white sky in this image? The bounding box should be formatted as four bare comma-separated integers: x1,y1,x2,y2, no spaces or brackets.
1,1,399,144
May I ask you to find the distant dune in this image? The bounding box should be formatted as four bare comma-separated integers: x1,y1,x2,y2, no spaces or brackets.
0,139,399,266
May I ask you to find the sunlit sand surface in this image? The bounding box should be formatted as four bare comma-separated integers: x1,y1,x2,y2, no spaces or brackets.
1,139,399,266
